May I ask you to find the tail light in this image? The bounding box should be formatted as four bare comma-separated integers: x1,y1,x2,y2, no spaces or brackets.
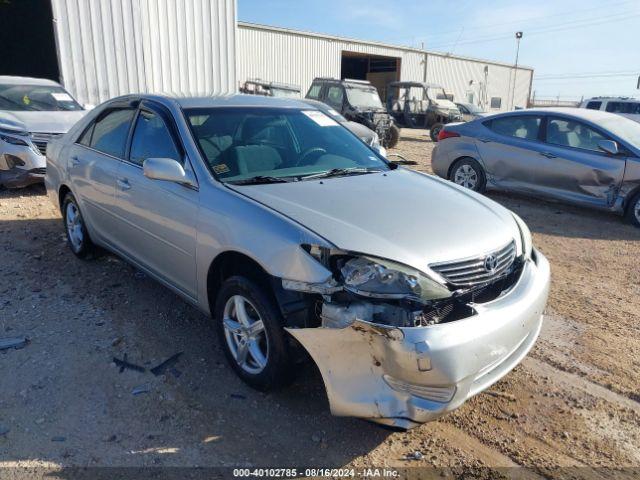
437,129,460,141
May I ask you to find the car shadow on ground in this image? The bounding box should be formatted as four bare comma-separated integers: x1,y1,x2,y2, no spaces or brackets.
0,215,389,468
487,191,639,241
0,182,47,199
398,135,432,144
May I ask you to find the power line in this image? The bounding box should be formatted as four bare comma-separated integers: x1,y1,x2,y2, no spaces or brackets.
428,11,640,50
536,70,639,79
419,0,638,40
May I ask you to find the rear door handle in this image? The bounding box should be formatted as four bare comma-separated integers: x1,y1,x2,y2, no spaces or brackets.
117,178,131,191
540,152,557,159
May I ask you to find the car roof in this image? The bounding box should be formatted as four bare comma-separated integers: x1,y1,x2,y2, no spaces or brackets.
0,76,62,87
149,94,321,110
388,81,442,88
489,107,622,122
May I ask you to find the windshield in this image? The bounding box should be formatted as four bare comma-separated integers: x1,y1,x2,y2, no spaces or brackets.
0,84,83,112
426,87,448,101
271,88,300,99
466,104,484,114
186,107,389,183
599,115,640,151
345,85,383,110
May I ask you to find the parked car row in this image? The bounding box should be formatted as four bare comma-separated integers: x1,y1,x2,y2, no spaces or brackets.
3,74,638,431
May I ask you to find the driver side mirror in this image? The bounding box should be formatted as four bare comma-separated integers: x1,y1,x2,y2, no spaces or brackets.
143,157,196,187
597,140,619,156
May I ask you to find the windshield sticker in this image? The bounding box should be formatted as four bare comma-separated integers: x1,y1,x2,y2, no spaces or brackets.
213,163,230,174
302,110,339,127
22,95,31,105
51,92,73,102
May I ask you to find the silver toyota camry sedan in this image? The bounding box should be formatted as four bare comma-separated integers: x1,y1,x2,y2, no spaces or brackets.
46,94,550,429
432,108,640,227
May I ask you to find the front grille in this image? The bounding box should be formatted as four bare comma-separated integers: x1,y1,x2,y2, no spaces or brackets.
30,168,46,175
30,133,61,156
430,241,517,287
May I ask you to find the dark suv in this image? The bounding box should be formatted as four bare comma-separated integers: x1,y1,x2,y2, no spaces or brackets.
306,78,399,148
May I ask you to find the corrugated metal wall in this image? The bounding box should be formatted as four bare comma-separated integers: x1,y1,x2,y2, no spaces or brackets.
50,0,237,105
237,23,533,111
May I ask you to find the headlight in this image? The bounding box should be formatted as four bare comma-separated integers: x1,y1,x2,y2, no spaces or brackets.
512,213,532,259
340,256,451,302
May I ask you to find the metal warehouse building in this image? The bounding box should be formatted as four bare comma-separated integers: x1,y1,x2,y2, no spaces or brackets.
1,0,533,110
237,22,534,112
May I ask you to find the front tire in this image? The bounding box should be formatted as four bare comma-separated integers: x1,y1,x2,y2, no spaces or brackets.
449,157,486,193
62,193,96,259
214,276,293,391
624,191,640,227
387,124,400,148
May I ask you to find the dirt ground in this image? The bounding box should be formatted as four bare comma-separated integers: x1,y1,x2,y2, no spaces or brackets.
0,128,638,478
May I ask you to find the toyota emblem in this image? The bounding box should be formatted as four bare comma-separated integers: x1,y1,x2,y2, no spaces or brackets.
484,254,498,273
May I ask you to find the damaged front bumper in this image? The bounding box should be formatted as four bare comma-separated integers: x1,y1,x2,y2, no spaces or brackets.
286,249,550,430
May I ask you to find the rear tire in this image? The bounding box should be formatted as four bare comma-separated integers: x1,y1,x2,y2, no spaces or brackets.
214,276,294,391
62,193,96,259
430,123,444,142
449,157,486,193
624,191,640,227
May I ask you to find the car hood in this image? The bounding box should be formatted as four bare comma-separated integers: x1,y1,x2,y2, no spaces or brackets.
0,110,87,134
229,168,521,273
344,121,375,142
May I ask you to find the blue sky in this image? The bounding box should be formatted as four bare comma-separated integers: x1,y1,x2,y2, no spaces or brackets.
238,0,640,101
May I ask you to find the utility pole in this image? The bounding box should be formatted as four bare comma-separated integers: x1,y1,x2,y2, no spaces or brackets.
510,32,523,110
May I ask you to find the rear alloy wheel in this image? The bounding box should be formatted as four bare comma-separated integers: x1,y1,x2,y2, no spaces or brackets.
214,276,293,390
450,158,486,193
62,193,96,258
430,123,444,142
624,192,640,227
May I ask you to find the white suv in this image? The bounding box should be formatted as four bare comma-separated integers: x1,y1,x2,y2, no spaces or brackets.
580,97,640,123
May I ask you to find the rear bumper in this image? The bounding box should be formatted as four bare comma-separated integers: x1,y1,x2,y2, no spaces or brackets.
287,249,550,429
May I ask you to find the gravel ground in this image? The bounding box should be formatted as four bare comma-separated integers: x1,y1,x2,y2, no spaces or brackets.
0,128,638,478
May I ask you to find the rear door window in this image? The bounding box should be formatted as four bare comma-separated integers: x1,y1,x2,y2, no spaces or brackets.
585,101,602,110
605,102,640,114
487,115,542,141
90,109,136,158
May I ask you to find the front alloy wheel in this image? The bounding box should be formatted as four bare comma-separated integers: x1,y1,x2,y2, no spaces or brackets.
214,276,293,390
625,192,640,227
222,295,269,374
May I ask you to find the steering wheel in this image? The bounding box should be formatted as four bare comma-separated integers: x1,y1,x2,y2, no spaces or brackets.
296,147,327,166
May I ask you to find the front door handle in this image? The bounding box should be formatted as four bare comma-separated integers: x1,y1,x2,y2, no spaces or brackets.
478,138,492,143
117,178,131,191
70,156,80,167
540,152,557,159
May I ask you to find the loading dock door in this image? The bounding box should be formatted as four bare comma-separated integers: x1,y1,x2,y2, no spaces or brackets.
0,0,60,81
341,52,400,100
